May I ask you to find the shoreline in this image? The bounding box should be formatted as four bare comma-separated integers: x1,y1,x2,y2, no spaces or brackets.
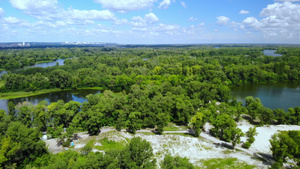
0,87,103,100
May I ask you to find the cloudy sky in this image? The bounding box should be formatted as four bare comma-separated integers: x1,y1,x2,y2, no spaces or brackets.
0,0,299,44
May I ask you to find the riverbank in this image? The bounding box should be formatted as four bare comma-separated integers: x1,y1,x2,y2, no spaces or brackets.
0,87,104,100
0,88,72,100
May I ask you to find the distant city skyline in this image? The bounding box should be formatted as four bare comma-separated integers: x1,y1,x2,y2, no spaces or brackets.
0,0,299,44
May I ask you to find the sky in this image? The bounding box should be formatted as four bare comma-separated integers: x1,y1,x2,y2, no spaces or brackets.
0,0,300,44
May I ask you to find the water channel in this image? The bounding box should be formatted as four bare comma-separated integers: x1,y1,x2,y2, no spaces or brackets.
0,58,68,77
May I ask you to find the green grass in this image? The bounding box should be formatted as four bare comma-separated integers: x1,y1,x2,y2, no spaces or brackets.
0,88,74,100
163,123,187,131
199,158,256,169
36,60,55,64
80,87,104,90
0,87,103,100
95,138,126,151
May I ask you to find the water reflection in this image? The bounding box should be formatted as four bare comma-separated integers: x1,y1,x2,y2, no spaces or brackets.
263,50,283,57
231,82,300,111
0,58,68,77
0,89,100,112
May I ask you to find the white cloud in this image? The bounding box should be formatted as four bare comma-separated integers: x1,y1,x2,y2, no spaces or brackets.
10,0,57,10
188,17,198,21
131,13,158,27
156,23,180,31
241,2,300,39
275,0,300,1
0,8,5,17
114,18,128,25
217,16,230,25
94,0,156,12
66,9,115,20
9,0,116,22
145,13,159,23
239,10,249,14
4,17,21,24
180,1,186,8
158,0,171,9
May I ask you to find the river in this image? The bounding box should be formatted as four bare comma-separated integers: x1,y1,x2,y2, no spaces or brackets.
231,82,300,111
0,58,68,77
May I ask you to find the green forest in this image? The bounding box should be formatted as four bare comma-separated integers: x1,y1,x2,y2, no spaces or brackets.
1,46,300,168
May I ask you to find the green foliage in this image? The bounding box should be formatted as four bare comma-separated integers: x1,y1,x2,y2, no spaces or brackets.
81,140,95,156
86,110,103,136
127,112,142,134
246,127,257,144
245,96,264,122
161,155,195,169
0,122,48,167
199,158,255,169
2,46,300,168
156,113,170,135
269,131,300,166
191,109,207,137
211,113,244,147
96,138,126,151
119,137,156,168
242,142,251,149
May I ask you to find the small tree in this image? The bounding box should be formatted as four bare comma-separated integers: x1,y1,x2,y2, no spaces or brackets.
190,111,205,137
156,113,169,135
86,111,103,136
127,112,142,134
119,137,156,168
243,127,258,149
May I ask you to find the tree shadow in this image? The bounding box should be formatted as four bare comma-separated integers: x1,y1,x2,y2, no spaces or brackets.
251,152,274,166
213,142,234,149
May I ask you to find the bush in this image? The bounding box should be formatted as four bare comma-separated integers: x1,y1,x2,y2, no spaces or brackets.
81,140,94,155
62,139,71,147
242,142,251,149
161,155,195,169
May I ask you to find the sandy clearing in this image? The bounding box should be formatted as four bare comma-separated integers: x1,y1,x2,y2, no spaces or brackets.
44,122,300,168
237,120,300,154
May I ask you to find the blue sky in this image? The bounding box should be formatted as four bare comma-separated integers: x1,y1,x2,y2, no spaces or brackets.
0,0,299,44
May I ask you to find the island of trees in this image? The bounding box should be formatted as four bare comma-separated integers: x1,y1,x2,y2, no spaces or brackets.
0,46,300,168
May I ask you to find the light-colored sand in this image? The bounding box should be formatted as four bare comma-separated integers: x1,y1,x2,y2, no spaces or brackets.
238,120,300,154
44,122,300,168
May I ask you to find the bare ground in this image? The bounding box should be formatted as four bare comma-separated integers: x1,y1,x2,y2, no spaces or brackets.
45,122,300,168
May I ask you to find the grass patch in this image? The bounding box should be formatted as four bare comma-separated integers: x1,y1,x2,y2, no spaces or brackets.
80,87,104,90
95,138,126,151
199,158,255,169
163,123,187,131
36,60,55,64
0,87,103,100
0,88,73,100
222,149,233,154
